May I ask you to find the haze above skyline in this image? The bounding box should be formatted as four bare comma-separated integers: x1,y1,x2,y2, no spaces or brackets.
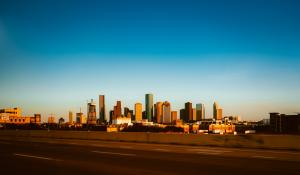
0,0,300,121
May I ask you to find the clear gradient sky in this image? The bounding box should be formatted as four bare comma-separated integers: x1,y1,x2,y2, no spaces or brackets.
0,0,300,121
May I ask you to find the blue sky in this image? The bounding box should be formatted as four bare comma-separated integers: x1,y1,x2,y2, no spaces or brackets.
0,0,299,121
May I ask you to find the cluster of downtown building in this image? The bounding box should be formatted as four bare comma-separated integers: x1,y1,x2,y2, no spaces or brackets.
1,93,299,134
87,94,223,125
78,94,236,133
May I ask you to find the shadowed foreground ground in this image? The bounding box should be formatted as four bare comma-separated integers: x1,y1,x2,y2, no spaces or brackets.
0,137,300,175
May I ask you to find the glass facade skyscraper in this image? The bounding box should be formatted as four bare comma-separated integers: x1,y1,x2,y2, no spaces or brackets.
145,94,153,122
196,103,205,121
99,95,105,122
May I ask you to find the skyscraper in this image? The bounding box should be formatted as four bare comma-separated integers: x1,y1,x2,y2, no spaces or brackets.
196,103,205,121
153,103,157,122
180,109,185,121
76,111,83,124
124,107,130,117
192,108,197,121
217,108,223,120
185,102,193,122
156,102,163,124
69,111,73,124
171,111,178,122
213,102,223,120
134,103,142,121
87,99,97,125
99,95,106,122
145,94,154,121
162,101,171,124
114,101,122,118
109,110,114,123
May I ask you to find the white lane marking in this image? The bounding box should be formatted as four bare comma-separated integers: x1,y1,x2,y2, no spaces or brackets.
0,141,11,144
252,155,276,159
92,151,136,157
119,146,133,149
153,148,170,152
14,153,61,161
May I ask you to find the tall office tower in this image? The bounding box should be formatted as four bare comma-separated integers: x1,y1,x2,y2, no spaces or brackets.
99,95,106,122
109,110,114,124
124,108,133,118
129,110,134,120
213,102,223,120
113,101,122,119
213,102,219,120
115,101,122,117
192,108,197,121
69,111,73,124
171,111,178,122
124,107,130,117
217,108,223,120
153,104,157,122
145,94,154,121
135,103,142,121
196,103,205,121
87,99,97,125
180,109,185,121
185,102,193,122
76,111,83,124
142,111,146,119
162,101,171,124
155,102,163,124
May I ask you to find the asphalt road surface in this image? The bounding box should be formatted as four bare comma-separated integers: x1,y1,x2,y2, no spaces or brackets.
0,137,300,175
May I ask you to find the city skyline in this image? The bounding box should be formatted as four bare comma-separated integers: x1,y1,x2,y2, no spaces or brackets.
1,0,300,121
0,92,290,123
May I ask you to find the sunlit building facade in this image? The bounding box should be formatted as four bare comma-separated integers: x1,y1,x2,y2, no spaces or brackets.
156,102,163,124
196,103,205,121
48,116,56,124
114,101,122,117
76,111,83,124
171,111,177,123
0,107,21,118
162,101,171,124
192,108,196,121
213,102,223,121
0,107,40,124
69,111,73,124
135,103,142,121
185,102,193,122
87,99,97,125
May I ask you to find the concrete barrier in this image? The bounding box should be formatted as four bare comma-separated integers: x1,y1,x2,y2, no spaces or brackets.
0,130,300,150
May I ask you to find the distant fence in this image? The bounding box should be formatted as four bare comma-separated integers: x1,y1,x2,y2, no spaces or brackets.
0,130,300,150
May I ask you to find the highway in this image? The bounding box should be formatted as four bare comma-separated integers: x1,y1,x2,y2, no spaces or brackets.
0,137,300,175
